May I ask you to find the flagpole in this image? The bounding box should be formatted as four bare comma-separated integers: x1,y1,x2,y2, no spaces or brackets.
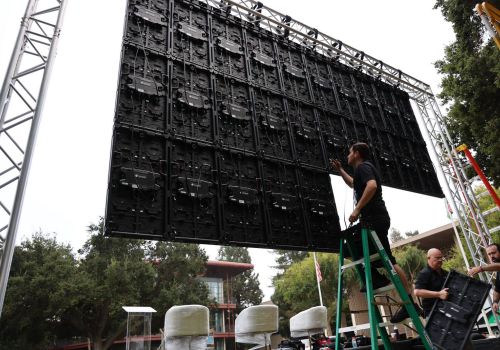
313,252,324,306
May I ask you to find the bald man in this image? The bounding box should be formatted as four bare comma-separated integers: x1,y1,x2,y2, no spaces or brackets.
414,248,449,318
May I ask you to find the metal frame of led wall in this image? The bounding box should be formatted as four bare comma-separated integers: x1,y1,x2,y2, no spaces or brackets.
105,0,442,250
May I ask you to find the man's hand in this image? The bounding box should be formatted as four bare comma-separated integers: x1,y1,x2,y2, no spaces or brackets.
330,159,342,172
467,266,482,276
438,288,449,300
493,302,499,314
349,208,360,223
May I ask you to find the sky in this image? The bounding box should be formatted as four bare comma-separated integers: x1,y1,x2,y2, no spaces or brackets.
0,0,455,301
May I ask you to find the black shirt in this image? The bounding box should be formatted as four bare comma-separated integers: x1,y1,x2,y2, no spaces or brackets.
353,161,389,223
495,271,500,293
415,265,449,316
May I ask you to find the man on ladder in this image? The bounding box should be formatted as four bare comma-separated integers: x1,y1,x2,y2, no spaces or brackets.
331,142,422,323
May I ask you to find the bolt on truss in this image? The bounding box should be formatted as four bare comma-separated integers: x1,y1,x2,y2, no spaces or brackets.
205,0,499,331
0,0,67,316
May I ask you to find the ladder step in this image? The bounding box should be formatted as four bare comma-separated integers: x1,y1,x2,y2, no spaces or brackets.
341,253,380,270
371,284,395,294
338,322,393,333
373,300,405,307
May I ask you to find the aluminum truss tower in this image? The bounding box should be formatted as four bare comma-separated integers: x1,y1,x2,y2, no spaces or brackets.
0,0,67,316
204,0,500,330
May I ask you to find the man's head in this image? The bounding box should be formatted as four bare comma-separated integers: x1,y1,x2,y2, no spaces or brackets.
347,142,370,167
486,243,500,263
427,248,444,271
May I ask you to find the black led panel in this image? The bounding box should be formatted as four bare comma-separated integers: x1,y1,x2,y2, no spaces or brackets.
106,0,443,249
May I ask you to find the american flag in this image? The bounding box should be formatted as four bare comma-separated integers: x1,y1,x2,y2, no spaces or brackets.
315,259,323,282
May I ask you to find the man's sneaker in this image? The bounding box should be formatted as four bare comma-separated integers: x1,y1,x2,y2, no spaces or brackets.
360,276,391,293
390,304,424,323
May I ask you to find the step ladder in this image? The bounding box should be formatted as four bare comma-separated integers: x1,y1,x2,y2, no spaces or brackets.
334,227,434,350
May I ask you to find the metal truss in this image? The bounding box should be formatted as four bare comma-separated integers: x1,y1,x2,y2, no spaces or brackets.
204,0,499,331
0,0,67,316
206,0,433,96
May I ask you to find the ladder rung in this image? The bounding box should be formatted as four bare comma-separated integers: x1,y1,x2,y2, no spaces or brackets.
341,253,380,270
338,322,393,333
482,206,499,216
373,300,405,307
371,284,395,294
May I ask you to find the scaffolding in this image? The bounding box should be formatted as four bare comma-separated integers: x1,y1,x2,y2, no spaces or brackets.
0,0,68,316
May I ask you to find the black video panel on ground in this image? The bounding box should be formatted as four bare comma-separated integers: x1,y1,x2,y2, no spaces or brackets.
107,0,443,246
426,271,491,350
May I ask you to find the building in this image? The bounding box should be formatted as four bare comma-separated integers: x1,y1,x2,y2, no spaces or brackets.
199,260,254,350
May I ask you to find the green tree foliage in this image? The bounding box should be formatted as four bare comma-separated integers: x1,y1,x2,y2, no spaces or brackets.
217,246,263,309
271,253,356,336
0,220,211,350
64,222,157,350
392,245,427,283
390,228,404,243
405,230,419,238
434,0,500,184
0,233,77,350
443,243,468,273
149,241,211,314
274,250,308,271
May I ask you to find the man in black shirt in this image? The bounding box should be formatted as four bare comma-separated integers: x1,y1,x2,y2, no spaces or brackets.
414,248,449,317
331,142,421,322
468,243,500,314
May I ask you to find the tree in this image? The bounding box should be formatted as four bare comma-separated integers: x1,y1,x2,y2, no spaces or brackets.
0,233,77,350
392,245,427,283
148,241,211,331
64,221,157,350
217,246,263,309
271,253,356,336
390,228,404,243
0,219,212,350
433,0,500,184
443,243,468,273
274,250,308,271
405,230,419,238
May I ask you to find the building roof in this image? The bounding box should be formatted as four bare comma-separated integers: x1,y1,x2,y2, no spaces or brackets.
203,260,254,278
391,223,456,251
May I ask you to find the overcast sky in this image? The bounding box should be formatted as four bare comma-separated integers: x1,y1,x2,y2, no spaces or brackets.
0,0,455,300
